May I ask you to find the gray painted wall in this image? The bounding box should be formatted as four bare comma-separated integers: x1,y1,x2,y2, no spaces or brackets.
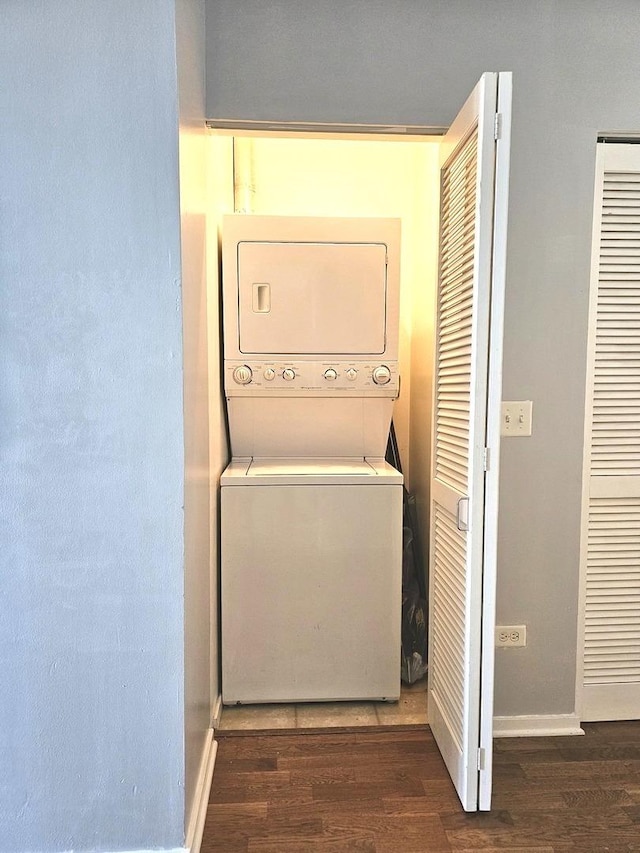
176,0,213,826
1,1,186,849
205,0,640,716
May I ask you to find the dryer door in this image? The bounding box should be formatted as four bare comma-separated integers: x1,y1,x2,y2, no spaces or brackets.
237,240,387,354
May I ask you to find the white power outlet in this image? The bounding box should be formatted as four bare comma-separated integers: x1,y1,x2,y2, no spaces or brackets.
495,625,527,647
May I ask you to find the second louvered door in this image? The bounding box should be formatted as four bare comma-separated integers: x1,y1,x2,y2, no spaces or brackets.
428,73,511,812
581,143,640,721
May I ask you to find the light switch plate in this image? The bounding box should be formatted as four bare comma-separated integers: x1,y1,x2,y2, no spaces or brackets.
501,401,533,436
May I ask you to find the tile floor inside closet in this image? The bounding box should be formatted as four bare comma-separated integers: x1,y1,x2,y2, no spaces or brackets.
218,677,428,731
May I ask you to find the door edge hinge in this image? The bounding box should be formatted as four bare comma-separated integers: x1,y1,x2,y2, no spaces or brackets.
477,747,486,771
483,447,490,472
494,112,502,141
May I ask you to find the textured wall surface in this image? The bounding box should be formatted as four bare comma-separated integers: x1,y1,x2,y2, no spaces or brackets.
0,1,186,849
176,0,214,829
205,0,640,716
205,135,234,715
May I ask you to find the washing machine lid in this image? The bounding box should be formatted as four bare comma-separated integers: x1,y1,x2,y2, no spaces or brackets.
248,458,376,477
221,457,403,486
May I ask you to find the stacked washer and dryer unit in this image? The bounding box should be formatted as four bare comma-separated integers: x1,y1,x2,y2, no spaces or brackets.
221,214,403,705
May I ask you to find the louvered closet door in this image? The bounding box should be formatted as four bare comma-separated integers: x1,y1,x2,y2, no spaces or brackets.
429,73,511,811
582,143,640,721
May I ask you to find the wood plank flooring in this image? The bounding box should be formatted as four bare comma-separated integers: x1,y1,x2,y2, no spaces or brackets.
202,721,640,852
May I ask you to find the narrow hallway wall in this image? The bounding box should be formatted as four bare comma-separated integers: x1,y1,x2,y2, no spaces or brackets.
176,0,214,829
1,2,187,849
205,135,234,712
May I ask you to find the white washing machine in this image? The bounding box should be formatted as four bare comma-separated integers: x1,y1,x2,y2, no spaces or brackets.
220,215,403,704
221,458,402,703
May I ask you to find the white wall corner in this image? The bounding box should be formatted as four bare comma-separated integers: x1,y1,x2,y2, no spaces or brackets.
185,728,218,853
494,714,584,738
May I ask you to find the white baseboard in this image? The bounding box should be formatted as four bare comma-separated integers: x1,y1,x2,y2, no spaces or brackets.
185,728,218,853
103,847,189,853
494,713,584,738
103,849,187,853
211,693,223,729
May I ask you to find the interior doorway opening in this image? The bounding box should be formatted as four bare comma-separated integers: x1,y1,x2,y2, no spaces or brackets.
206,127,442,730
205,72,511,812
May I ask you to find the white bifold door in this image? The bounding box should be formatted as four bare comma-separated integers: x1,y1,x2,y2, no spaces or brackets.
580,142,640,722
428,72,512,811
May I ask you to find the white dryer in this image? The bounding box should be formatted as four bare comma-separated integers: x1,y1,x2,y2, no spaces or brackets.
220,215,403,704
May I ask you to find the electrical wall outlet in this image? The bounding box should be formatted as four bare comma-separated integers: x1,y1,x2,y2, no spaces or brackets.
501,401,533,436
495,625,527,647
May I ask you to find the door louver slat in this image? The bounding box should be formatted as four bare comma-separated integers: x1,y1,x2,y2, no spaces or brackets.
431,126,478,761
585,493,640,686
432,505,467,746
583,156,640,715
590,171,640,476
434,132,477,493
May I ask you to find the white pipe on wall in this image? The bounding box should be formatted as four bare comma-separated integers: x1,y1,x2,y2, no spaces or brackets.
233,137,255,213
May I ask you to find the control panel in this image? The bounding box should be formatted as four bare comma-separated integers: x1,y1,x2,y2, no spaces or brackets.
225,360,399,397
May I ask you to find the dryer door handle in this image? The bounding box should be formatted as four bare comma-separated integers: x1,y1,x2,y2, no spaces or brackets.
252,283,271,313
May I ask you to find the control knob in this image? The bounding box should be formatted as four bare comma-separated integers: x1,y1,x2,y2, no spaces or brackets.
346,368,358,381
282,368,296,381
323,368,338,381
372,365,392,385
264,368,276,381
232,364,253,385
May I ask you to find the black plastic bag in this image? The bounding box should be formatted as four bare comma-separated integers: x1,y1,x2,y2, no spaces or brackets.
401,523,428,684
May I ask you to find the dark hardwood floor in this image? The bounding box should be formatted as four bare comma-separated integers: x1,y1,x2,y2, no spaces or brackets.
202,722,640,852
